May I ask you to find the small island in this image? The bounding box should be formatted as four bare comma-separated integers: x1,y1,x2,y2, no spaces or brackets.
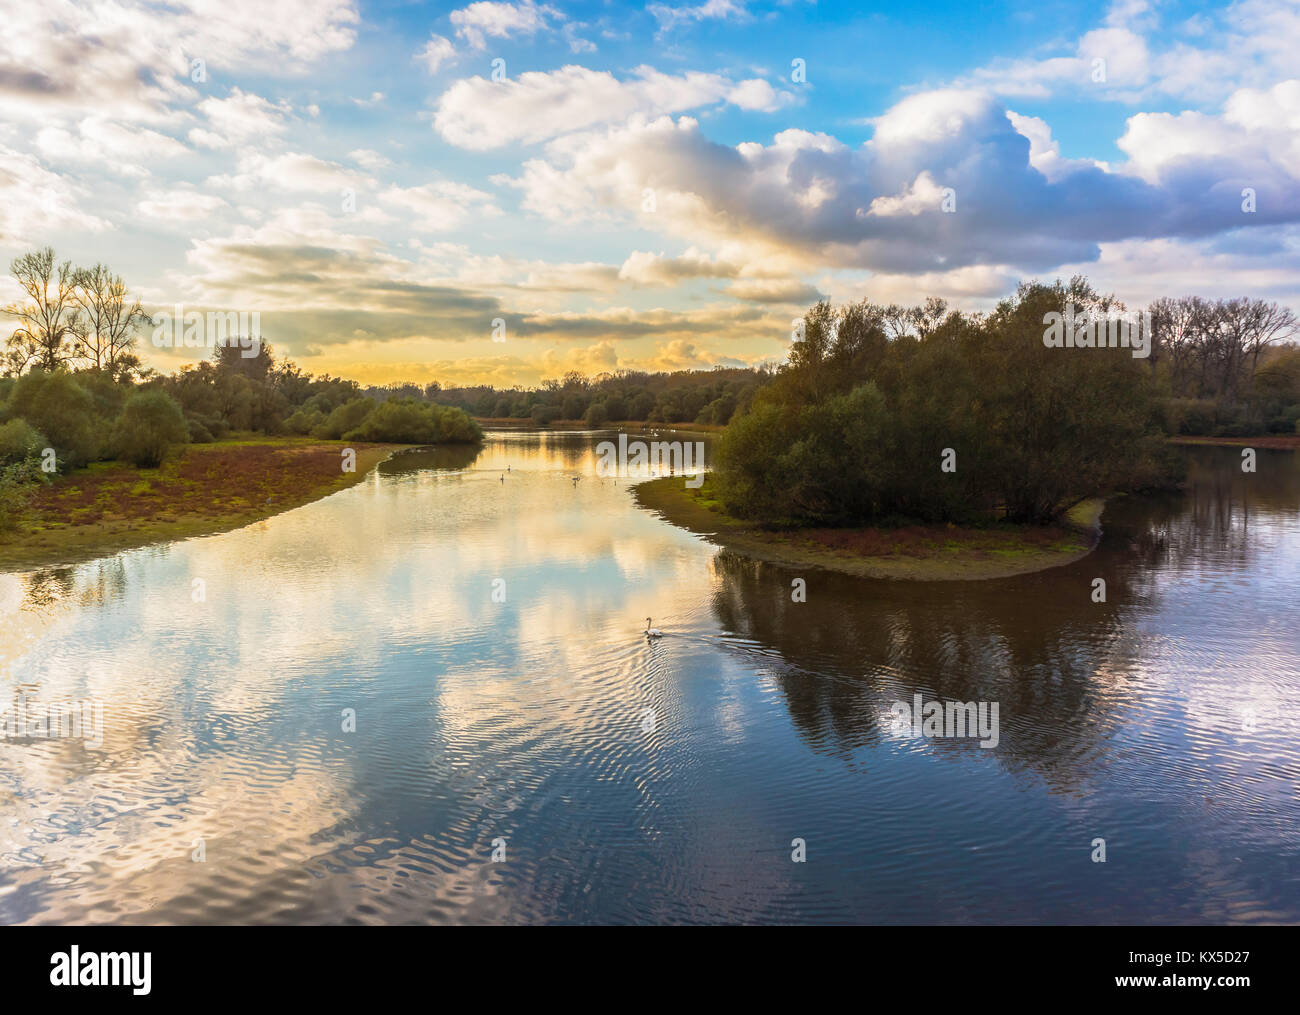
634,475,1105,580
633,280,1186,580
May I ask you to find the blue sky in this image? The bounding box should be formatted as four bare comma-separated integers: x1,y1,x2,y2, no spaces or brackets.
2,0,1298,384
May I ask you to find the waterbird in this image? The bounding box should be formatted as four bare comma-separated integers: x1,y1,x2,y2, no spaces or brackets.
644,617,663,638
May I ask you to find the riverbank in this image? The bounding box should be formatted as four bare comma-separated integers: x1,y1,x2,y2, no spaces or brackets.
474,417,725,434
0,437,412,571
1169,434,1300,450
632,476,1104,581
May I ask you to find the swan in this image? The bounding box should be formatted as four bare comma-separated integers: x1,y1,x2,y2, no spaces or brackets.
644,617,663,638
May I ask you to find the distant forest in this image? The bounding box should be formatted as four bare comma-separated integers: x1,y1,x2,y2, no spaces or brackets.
364,366,770,427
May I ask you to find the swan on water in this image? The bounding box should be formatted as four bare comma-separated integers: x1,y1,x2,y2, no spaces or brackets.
644,617,663,638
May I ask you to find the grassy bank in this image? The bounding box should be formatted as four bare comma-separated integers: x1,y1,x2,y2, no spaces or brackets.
632,476,1104,581
0,436,411,571
1168,434,1300,450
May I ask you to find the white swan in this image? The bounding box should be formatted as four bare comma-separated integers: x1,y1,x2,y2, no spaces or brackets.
644,617,663,638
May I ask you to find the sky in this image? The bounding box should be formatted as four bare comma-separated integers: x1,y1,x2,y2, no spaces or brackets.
1,0,1299,386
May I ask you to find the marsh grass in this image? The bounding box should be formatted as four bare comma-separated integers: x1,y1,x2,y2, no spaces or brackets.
0,436,408,570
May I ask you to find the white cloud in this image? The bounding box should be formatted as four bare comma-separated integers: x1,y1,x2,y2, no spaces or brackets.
419,34,457,73
210,152,370,193
0,0,358,124
1118,80,1300,185
190,88,292,148
648,0,748,33
503,86,1300,275
450,1,559,50
960,0,1300,103
0,144,110,244
349,149,393,171
35,118,188,173
434,64,793,149
137,187,229,221
379,182,501,231
618,248,738,284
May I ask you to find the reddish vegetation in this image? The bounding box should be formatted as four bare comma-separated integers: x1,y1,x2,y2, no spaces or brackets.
29,442,382,528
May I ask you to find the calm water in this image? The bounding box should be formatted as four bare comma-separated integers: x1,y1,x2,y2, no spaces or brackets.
1,432,1298,924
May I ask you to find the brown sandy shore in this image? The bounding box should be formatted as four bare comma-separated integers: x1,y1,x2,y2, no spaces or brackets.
632,475,1106,581
0,438,414,572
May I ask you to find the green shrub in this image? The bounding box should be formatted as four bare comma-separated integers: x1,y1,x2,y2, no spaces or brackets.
0,460,41,532
0,418,48,465
312,398,375,439
113,390,189,467
343,399,482,444
430,403,482,442
583,402,609,427
186,416,215,443
344,399,438,443
6,370,100,468
284,406,325,435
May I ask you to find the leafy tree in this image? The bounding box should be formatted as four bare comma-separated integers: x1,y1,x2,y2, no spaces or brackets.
6,369,99,468
113,390,189,467
0,418,48,464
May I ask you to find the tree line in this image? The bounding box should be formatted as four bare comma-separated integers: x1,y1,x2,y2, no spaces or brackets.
3,245,1298,533
715,278,1296,528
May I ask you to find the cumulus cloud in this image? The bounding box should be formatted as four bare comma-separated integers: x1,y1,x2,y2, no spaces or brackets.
501,85,1300,275
419,34,457,73
433,65,792,149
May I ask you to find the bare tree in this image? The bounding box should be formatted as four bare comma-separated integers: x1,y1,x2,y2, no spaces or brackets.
3,248,84,373
73,262,150,376
1149,295,1298,400
1239,299,1299,394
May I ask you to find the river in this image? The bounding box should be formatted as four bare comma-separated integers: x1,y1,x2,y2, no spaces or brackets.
1,431,1297,924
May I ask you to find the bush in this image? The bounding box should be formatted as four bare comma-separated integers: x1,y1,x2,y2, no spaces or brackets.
0,418,48,465
0,460,41,532
284,406,325,435
530,404,560,426
113,390,189,467
312,398,375,439
583,402,609,427
1163,398,1218,436
344,399,439,443
6,370,100,468
185,416,215,443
